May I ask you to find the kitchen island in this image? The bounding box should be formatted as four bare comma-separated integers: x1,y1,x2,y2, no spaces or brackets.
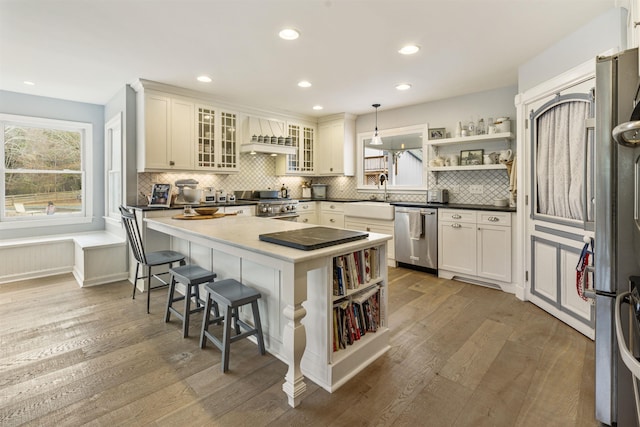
145,215,391,408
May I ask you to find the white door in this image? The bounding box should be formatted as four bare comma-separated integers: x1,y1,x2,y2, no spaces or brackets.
523,77,595,338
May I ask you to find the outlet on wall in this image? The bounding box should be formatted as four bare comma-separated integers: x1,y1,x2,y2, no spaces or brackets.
449,185,460,194
469,184,484,194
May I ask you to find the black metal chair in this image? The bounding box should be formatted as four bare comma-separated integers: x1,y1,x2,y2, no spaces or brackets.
119,205,186,313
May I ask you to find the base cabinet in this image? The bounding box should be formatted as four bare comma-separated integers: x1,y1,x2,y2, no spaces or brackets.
345,217,395,263
318,202,344,228
438,209,512,287
297,201,317,224
302,242,390,391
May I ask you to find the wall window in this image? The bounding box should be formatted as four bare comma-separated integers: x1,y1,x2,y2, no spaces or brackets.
1,113,92,227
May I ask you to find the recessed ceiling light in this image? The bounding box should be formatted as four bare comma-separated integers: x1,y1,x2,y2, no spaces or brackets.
313,105,323,111
398,45,420,55
279,28,300,40
23,81,35,86
298,80,312,88
395,83,412,91
197,75,212,83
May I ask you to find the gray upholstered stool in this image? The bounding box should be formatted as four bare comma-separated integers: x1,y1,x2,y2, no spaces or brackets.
165,265,217,338
199,279,266,372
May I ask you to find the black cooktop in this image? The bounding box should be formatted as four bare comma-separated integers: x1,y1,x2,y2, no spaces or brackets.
259,227,369,251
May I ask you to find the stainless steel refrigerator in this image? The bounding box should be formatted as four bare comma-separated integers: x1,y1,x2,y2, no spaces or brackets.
595,47,640,426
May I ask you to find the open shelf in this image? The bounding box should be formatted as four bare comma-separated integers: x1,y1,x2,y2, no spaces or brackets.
429,164,507,172
427,132,514,146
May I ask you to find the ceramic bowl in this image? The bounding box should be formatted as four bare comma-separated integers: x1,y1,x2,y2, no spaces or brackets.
194,207,219,215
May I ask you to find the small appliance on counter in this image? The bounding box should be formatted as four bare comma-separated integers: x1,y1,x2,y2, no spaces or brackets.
227,193,236,203
427,189,449,204
215,190,227,203
174,179,200,205
203,187,216,202
301,181,311,198
311,184,328,199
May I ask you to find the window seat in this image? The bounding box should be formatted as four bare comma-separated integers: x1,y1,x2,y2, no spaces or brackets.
0,231,128,287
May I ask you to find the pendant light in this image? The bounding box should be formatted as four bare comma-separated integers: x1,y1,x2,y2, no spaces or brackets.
370,103,383,145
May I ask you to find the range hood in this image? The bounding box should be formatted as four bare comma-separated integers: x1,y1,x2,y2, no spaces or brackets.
240,143,296,155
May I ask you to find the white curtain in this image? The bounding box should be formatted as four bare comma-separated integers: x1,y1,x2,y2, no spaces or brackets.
536,101,590,221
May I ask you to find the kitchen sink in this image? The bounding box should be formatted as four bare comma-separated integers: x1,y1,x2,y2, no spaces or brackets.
343,201,395,220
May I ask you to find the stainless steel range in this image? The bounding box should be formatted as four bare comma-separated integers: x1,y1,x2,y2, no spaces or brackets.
256,199,299,220
235,190,299,220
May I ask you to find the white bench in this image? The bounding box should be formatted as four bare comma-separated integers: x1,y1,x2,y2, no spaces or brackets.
0,231,128,287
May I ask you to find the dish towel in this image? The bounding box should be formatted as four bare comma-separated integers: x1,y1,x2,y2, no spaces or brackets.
409,210,422,240
506,157,517,201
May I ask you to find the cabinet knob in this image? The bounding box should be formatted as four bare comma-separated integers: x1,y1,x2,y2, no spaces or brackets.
488,216,499,222
303,205,308,209
452,214,461,219
451,223,461,228
330,219,335,223
169,160,175,166
303,218,308,223
330,205,335,209
366,227,371,231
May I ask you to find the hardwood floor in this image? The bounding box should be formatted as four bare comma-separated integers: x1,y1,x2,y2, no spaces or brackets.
0,268,597,426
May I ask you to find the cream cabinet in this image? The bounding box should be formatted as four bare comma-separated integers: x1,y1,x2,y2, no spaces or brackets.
195,105,238,172
317,114,356,176
318,201,344,228
136,92,195,171
276,122,316,175
133,80,238,172
438,208,511,285
344,217,395,263
297,201,317,224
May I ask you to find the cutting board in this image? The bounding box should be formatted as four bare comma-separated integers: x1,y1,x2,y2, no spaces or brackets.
172,213,226,220
259,227,368,250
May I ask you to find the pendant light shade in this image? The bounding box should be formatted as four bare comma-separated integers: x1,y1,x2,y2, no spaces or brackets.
370,103,383,145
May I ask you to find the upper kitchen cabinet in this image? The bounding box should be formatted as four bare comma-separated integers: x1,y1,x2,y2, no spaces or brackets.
132,80,238,172
275,121,316,176
316,113,356,176
135,91,194,171
196,105,238,172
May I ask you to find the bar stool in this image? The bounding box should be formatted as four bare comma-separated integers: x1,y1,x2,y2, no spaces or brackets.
200,279,266,372
165,265,217,338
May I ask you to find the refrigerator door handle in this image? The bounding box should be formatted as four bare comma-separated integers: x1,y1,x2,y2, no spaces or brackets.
615,291,640,424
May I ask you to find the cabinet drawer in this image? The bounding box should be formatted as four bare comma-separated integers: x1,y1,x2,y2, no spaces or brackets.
320,202,344,213
321,212,344,227
439,209,476,224
477,212,511,226
298,201,317,212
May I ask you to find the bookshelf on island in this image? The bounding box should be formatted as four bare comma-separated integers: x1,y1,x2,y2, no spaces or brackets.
301,242,390,392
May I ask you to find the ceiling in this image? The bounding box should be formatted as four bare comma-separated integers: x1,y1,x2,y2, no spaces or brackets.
0,0,620,117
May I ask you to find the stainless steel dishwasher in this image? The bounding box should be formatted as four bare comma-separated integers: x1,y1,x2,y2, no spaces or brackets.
394,206,437,271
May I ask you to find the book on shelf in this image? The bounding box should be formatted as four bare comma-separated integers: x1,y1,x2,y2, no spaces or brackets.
363,248,372,282
332,286,382,352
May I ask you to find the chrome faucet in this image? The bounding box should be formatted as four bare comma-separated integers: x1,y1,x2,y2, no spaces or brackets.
378,173,389,201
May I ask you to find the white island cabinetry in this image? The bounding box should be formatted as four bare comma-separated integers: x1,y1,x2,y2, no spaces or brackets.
143,216,390,407
297,201,317,224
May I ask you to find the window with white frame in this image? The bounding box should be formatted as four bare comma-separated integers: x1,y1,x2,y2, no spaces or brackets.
1,113,92,226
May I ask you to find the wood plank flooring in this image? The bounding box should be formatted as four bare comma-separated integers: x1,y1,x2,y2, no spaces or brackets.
0,268,597,426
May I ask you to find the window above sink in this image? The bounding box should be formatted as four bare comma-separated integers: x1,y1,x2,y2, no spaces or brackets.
356,124,427,191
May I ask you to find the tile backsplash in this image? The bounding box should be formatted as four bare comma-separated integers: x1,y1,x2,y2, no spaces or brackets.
137,153,511,206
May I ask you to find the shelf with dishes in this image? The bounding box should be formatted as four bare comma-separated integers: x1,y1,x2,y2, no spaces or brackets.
429,164,507,172
426,131,514,147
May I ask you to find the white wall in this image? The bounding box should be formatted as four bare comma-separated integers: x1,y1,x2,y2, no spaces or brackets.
518,7,628,93
355,85,518,139
0,90,106,239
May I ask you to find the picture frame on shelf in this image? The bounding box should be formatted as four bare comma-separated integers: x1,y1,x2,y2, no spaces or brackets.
149,183,172,207
460,149,484,166
428,128,446,140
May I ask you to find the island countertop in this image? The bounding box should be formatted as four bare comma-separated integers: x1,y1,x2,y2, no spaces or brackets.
143,214,392,408
144,215,391,262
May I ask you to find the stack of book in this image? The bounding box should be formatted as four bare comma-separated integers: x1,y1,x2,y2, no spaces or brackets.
332,286,381,352
333,248,380,297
